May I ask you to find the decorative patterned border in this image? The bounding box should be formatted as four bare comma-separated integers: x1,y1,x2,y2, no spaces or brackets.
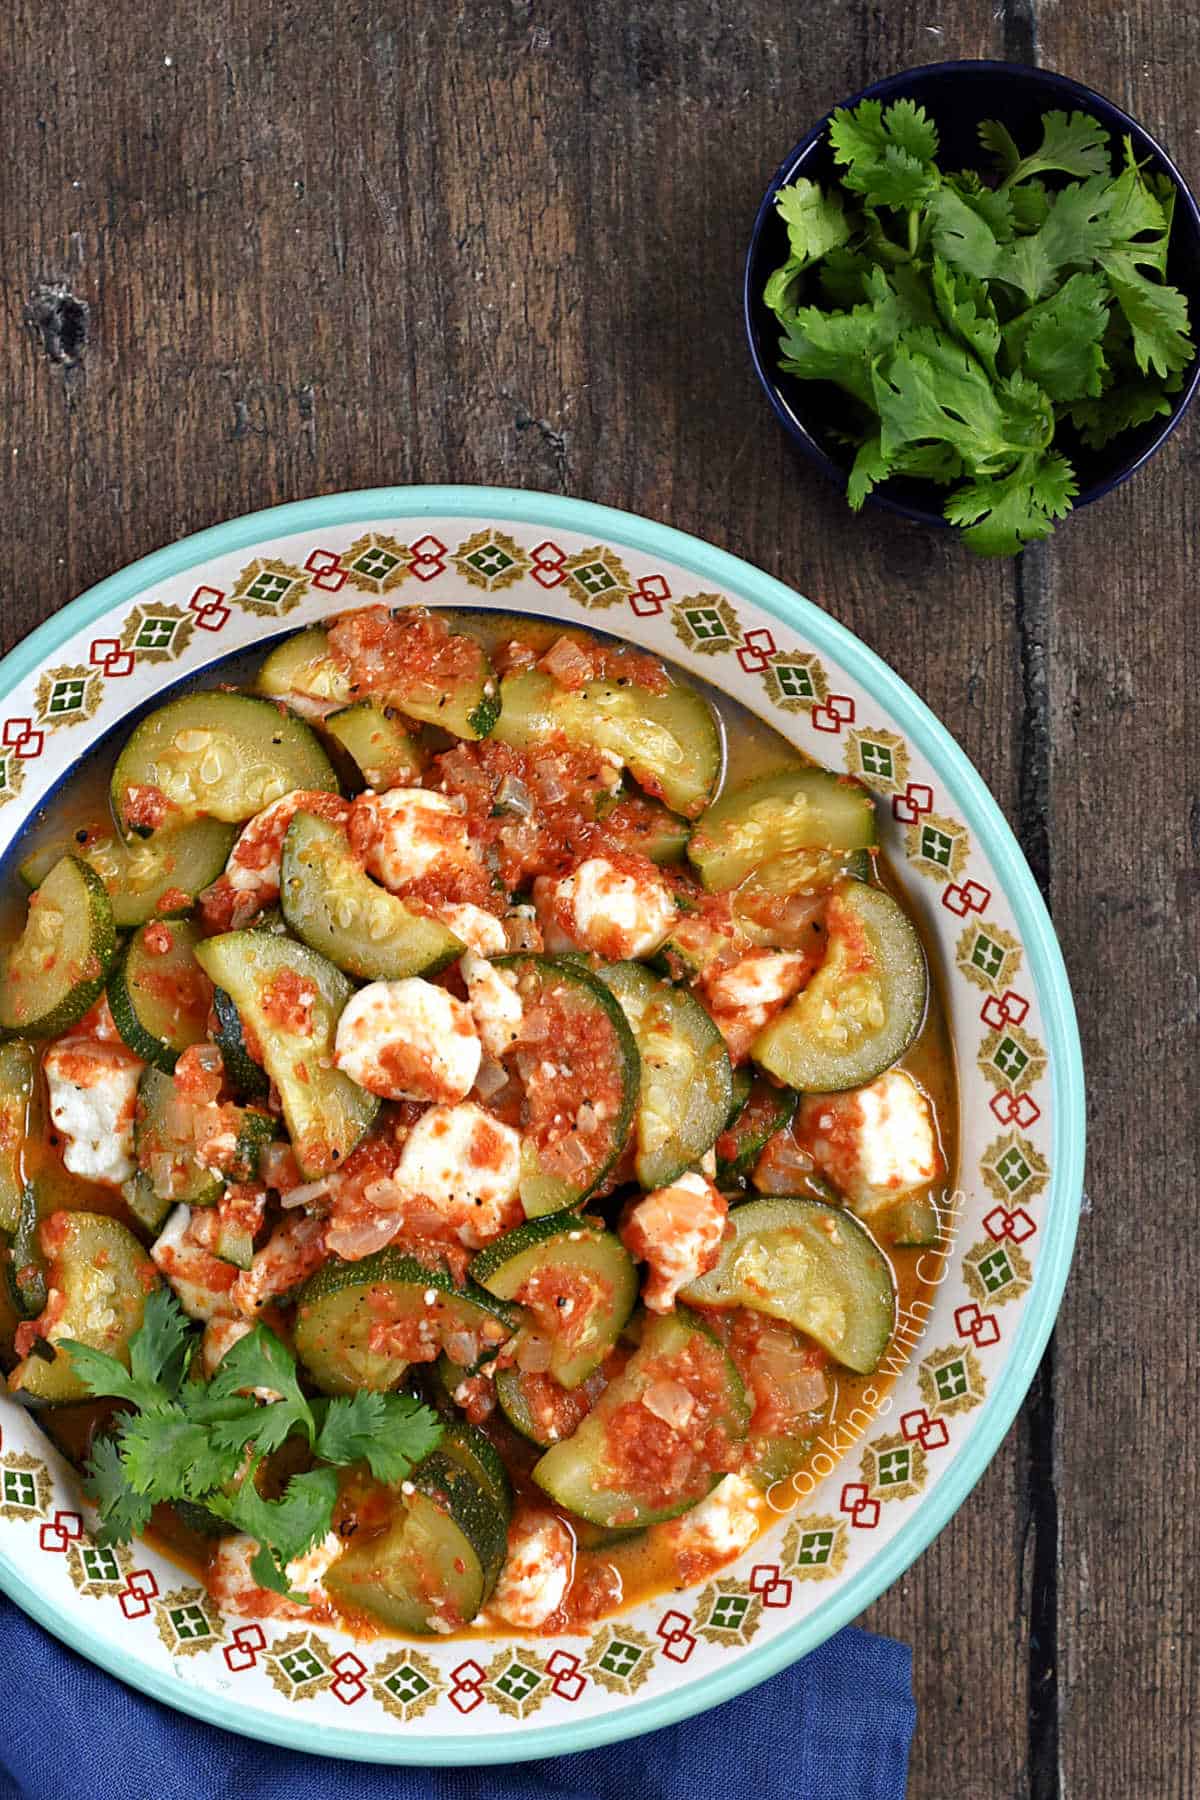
0,491,1084,1767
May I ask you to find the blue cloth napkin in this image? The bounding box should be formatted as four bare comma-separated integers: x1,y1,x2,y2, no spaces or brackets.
0,1599,913,1800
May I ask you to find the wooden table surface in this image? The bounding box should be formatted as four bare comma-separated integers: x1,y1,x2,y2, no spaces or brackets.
1,4,1195,1795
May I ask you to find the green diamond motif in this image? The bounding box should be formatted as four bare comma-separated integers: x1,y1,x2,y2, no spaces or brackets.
776,662,815,700
134,616,179,651
920,824,954,868
0,759,9,793
599,1640,642,1678
280,1646,324,1685
466,543,516,580
495,1661,539,1702
3,1470,36,1507
246,571,293,607
49,677,87,716
795,1528,835,1567
993,1036,1030,1081
685,606,729,642
709,1593,751,1631
934,1361,969,1403
169,1603,211,1642
859,741,894,780
995,1146,1033,1193
82,1544,120,1583
978,1247,1015,1294
352,546,401,580
573,560,616,596
877,1447,911,1487
970,932,1005,979
384,1665,431,1704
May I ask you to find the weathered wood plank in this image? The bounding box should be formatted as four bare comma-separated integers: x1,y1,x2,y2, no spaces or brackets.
0,6,1043,1795
1018,6,1200,1798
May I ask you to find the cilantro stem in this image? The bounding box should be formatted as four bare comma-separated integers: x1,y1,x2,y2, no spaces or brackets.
907,209,919,259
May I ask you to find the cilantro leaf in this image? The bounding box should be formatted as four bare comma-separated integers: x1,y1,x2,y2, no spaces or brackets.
986,110,1111,186
931,257,1000,379
127,1286,192,1402
1006,271,1111,402
314,1390,444,1485
206,1464,340,1596
1010,180,1051,235
882,98,939,166
774,179,850,267
1067,371,1181,449
943,451,1079,556
943,172,1015,244
81,1435,153,1544
830,100,939,211
208,1324,314,1431
872,337,1053,476
1100,252,1194,377
929,186,1002,282
118,1406,243,1501
828,100,889,174
995,175,1126,302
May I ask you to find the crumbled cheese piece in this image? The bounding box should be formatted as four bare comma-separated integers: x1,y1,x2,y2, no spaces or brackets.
486,1510,574,1629
393,1101,522,1248
462,953,524,1057
43,1038,144,1186
334,977,481,1103
438,902,507,957
619,1171,728,1312
350,787,474,892
665,1475,763,1559
798,1070,940,1213
538,856,675,960
209,1531,343,1618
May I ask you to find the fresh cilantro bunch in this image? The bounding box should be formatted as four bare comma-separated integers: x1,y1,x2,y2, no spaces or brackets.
764,100,1195,555
61,1289,442,1597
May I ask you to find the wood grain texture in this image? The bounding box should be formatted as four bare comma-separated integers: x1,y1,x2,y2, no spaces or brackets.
0,3,1192,1795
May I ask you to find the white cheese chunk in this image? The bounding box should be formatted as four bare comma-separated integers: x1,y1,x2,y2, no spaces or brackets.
43,1039,144,1186
486,1510,574,1629
394,1101,522,1247
539,856,675,960
438,902,507,957
666,1474,763,1559
151,1206,238,1322
209,1530,343,1619
462,953,524,1057
224,789,351,898
798,1070,940,1213
619,1170,728,1312
706,950,813,1011
350,787,474,893
334,977,481,1103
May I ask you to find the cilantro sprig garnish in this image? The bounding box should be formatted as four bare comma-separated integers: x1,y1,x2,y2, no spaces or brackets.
764,102,1195,554
60,1289,442,1597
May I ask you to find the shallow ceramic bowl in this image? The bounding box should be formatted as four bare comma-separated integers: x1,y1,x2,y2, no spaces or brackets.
745,59,1200,529
0,488,1083,1763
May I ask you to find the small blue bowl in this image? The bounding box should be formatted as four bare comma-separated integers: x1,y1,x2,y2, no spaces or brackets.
744,59,1200,529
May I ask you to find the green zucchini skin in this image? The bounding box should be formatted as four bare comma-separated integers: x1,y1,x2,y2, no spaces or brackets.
9,1211,161,1403
211,985,270,1102
599,961,733,1191
0,1042,37,1235
19,819,236,929
471,1214,637,1388
108,918,213,1073
752,879,928,1092
293,1250,520,1395
533,1307,749,1529
715,1079,798,1188
257,622,500,743
111,692,339,835
681,1196,897,1375
279,810,462,981
323,703,422,789
193,930,378,1178
0,857,117,1040
493,956,641,1217
688,768,878,891
133,1067,224,1208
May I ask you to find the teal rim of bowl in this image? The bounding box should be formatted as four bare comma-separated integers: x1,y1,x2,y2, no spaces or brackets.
0,485,1085,1764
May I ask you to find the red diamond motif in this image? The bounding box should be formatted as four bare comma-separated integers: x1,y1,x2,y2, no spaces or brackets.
629,573,671,616
736,627,777,673
408,534,448,582
188,586,230,631
989,1090,1018,1124
984,1205,1037,1243
656,1609,697,1661
224,1623,265,1672
3,719,44,757
305,547,349,592
1011,1093,1041,1127
449,1656,486,1712
39,1509,83,1553
331,1651,367,1705
839,1482,880,1529
811,694,855,733
955,1302,1001,1347
89,638,135,677
899,1408,950,1451
530,540,567,589
547,1649,586,1701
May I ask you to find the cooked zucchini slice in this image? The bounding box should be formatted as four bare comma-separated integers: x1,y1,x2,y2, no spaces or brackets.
599,961,732,1190
327,1453,507,1633
111,693,339,835
439,1418,513,1522
493,668,723,818
19,819,236,929
689,768,877,891
193,931,378,1177
258,622,500,741
595,792,691,865
533,1307,749,1528
279,810,463,981
323,703,422,789
715,1078,797,1187
0,857,117,1039
681,1196,896,1374
256,627,354,712
494,1364,606,1449
108,919,213,1072
211,985,270,1102
293,1251,520,1395
4,1179,47,1318
9,1211,160,1402
0,1041,37,1234
121,1170,172,1234
884,1193,943,1248
471,1214,637,1387
134,1066,224,1208
494,956,640,1216
753,879,927,1092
